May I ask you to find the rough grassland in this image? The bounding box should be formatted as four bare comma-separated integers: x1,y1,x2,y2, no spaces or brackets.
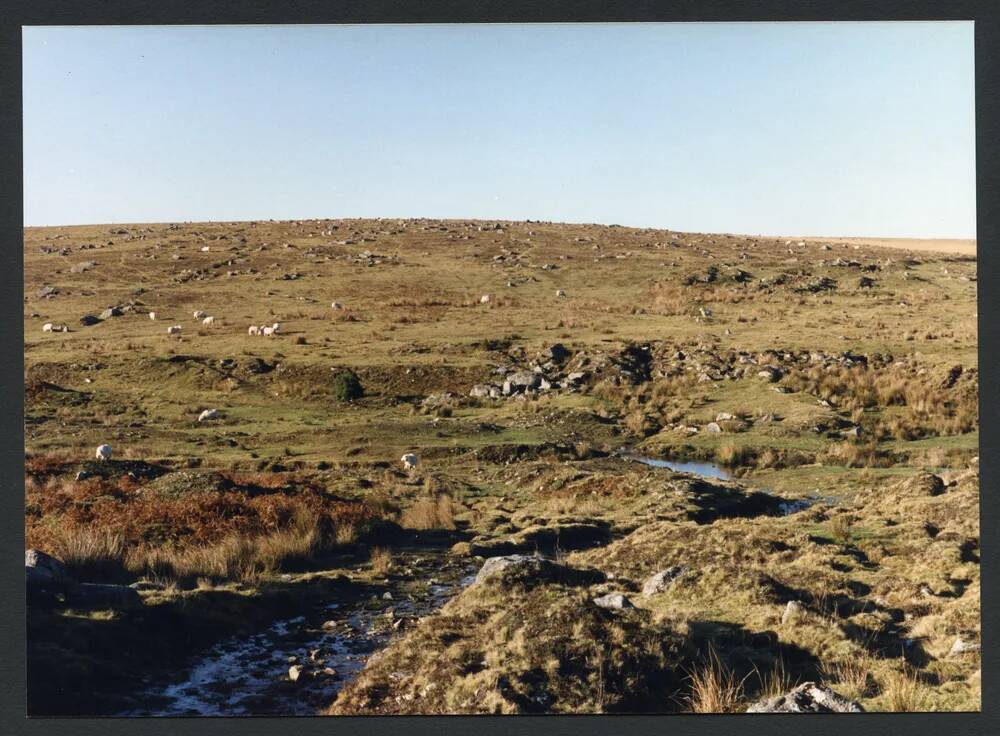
24,219,978,714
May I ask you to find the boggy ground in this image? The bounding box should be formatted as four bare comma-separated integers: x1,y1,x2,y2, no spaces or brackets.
23,219,979,714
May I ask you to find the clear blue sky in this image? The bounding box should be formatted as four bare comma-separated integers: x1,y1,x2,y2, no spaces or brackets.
23,22,976,238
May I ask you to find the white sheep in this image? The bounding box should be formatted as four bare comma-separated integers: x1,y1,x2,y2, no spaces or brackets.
480,294,492,304
95,444,112,461
167,325,182,335
262,326,275,337
198,408,220,422
400,453,419,471
202,316,215,325
193,310,207,319
556,289,566,297
248,325,260,336
271,322,280,333
331,301,344,310
42,323,53,333
149,312,157,320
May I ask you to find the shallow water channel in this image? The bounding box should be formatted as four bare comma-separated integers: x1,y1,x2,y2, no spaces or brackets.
625,453,818,515
122,550,478,716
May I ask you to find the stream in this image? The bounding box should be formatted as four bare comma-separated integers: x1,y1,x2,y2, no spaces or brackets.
624,452,823,515
121,454,819,716
121,550,478,716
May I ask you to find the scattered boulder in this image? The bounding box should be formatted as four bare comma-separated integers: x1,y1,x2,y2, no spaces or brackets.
897,472,946,497
25,549,71,588
545,343,571,364
642,566,685,596
593,593,634,610
757,367,782,383
197,408,220,422
781,600,803,624
65,583,142,611
474,554,605,588
79,314,101,326
949,637,980,657
99,306,123,320
747,682,863,713
469,383,501,399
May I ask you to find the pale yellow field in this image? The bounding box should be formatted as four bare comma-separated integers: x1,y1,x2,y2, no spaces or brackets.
780,235,976,257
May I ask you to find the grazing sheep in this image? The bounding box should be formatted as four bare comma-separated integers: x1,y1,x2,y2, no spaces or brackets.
202,316,215,325
400,453,419,471
271,322,280,333
200,246,210,252
480,294,492,304
95,444,112,461
556,289,566,297
331,301,344,310
42,323,53,333
193,310,207,319
149,312,157,320
167,325,182,335
248,325,260,336
262,326,275,337
198,408,220,422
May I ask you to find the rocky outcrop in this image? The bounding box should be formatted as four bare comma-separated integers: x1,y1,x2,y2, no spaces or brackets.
474,554,605,588
746,682,863,713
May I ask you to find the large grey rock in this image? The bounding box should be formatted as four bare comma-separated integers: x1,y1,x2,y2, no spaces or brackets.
747,682,863,713
949,637,980,657
99,306,123,319
65,583,142,610
545,343,571,364
593,593,634,610
474,554,604,588
25,549,71,587
79,314,101,326
642,566,685,596
506,371,541,391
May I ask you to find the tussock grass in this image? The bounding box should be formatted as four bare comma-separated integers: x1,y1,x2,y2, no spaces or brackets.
370,547,393,576
877,667,932,712
401,494,456,530
684,648,749,714
51,528,127,581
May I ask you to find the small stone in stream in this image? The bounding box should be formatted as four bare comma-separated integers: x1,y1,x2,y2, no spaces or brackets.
382,591,393,600
288,665,311,683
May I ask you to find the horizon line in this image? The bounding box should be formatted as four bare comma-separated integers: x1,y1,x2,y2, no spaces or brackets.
20,216,977,243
